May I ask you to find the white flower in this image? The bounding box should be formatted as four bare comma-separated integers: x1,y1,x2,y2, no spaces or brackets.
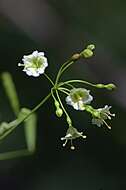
92,105,115,129
61,127,86,150
18,51,48,77
66,88,93,110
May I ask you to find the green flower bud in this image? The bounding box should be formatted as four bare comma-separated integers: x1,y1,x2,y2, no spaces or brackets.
105,83,116,90
54,100,60,108
96,83,116,90
95,84,105,88
56,108,63,117
81,49,93,58
87,44,95,50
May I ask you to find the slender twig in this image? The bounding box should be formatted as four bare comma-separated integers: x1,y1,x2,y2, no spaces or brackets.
58,79,98,88
58,89,69,95
44,73,54,86
56,90,72,126
55,59,72,85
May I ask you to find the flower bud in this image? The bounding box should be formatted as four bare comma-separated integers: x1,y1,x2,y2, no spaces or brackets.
87,44,95,50
56,108,63,117
95,84,105,88
81,49,93,58
105,83,116,90
54,100,60,108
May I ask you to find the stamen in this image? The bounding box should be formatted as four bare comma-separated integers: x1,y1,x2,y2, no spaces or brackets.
71,146,75,150
18,63,24,66
103,120,111,130
63,140,67,147
70,139,75,150
107,116,111,120
110,113,115,117
82,135,87,139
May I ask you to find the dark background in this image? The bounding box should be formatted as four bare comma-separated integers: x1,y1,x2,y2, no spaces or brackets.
0,0,126,189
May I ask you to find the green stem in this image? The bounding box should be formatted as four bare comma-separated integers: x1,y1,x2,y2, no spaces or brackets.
0,149,32,160
58,89,69,96
0,92,52,140
55,51,83,85
55,59,72,85
56,90,72,126
58,60,74,80
58,87,70,92
44,73,54,86
64,83,75,89
58,79,98,88
51,88,57,102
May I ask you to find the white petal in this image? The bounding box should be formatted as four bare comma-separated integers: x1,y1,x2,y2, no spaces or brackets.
72,103,80,110
38,68,44,74
25,70,32,76
42,57,48,65
32,51,38,57
66,96,72,105
23,54,33,60
85,94,93,103
38,52,45,56
32,72,40,77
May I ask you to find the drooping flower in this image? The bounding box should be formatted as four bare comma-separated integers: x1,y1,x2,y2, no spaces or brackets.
61,127,86,150
91,105,115,129
18,51,48,77
66,88,93,110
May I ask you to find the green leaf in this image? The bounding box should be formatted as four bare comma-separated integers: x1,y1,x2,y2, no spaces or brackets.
22,108,37,153
1,72,20,116
0,108,37,160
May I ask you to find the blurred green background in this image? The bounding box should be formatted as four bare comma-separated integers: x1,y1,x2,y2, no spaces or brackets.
0,0,126,189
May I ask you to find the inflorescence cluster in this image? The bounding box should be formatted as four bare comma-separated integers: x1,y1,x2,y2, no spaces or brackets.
17,44,116,150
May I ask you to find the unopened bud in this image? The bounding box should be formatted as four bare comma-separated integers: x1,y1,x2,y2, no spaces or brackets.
56,108,63,117
95,84,105,88
87,44,95,50
54,100,60,108
105,83,116,90
81,49,93,58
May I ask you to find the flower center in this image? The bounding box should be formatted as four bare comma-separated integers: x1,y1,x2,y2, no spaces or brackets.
32,57,44,69
70,89,89,103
